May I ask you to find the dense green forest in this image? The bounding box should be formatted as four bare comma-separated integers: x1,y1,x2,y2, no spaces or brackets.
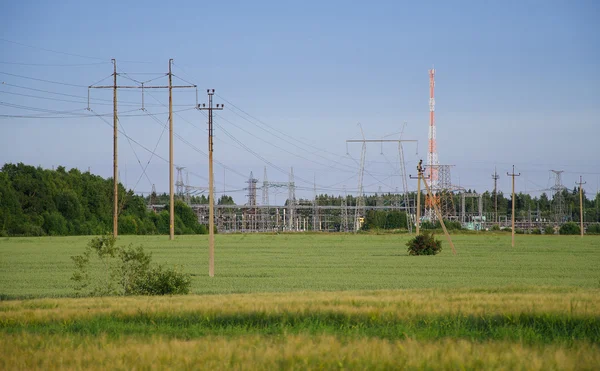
0,163,207,237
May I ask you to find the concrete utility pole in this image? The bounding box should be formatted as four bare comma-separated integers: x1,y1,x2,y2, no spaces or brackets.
507,165,521,247
198,89,223,277
492,168,499,225
89,59,196,239
576,176,586,237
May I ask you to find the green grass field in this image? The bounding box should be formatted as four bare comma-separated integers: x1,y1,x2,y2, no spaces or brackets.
1,233,599,369
1,233,599,298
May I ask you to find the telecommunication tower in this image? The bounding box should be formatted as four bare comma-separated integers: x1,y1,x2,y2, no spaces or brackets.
427,69,439,187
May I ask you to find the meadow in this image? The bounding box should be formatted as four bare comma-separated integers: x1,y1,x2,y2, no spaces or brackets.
1,233,599,369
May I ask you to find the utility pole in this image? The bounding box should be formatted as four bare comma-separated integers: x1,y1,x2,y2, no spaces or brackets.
507,165,521,247
198,89,223,277
410,160,429,235
112,59,118,238
168,59,175,240
576,176,586,237
492,168,499,225
89,59,196,239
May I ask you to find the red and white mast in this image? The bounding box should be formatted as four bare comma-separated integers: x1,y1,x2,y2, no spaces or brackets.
427,68,438,187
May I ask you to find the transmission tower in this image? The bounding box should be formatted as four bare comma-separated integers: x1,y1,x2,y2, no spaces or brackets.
492,168,500,224
288,167,296,231
551,170,566,224
313,175,319,231
150,184,157,211
262,167,269,231
341,186,349,232
176,166,185,197
398,141,413,233
185,171,191,205
377,186,384,207
426,164,455,220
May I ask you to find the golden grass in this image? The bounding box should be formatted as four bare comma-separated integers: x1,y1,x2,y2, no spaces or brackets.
2,287,599,324
1,333,598,370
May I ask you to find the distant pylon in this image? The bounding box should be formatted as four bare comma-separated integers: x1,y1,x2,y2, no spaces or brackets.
175,166,185,197
184,171,191,205
551,170,566,224
288,167,296,230
354,126,366,232
377,186,383,207
150,184,157,211
262,167,269,231
313,174,319,231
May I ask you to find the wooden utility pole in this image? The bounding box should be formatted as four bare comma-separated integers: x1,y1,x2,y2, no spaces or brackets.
410,160,429,235
89,59,196,240
199,89,223,277
168,59,175,240
577,176,586,237
112,59,118,238
507,165,521,247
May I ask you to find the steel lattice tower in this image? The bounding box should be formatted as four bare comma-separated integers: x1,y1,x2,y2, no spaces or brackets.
427,69,439,187
262,167,269,231
288,167,296,230
551,170,566,224
175,166,185,197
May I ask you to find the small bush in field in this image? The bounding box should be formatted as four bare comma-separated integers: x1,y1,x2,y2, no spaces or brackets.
406,232,442,256
544,226,555,235
71,235,191,297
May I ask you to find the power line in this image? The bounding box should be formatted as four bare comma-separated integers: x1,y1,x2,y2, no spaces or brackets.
0,38,151,64
0,71,88,87
0,61,109,67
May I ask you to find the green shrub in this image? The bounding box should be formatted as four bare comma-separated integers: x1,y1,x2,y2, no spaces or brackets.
586,223,600,235
515,229,525,234
71,235,191,297
559,222,580,235
491,224,501,231
531,228,542,235
544,225,555,235
406,231,442,256
134,265,191,295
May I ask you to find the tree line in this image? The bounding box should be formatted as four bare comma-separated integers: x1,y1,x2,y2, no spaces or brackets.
0,163,207,237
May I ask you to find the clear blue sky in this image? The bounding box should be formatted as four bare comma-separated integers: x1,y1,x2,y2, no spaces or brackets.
1,0,599,204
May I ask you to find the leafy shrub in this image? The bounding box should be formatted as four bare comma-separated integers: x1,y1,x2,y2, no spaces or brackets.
134,265,191,295
559,222,580,235
544,226,555,235
491,224,501,231
586,223,600,235
406,231,442,256
515,229,525,234
531,228,542,235
71,235,191,296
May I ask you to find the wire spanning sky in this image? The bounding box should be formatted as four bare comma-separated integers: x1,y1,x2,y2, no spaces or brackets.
1,0,599,204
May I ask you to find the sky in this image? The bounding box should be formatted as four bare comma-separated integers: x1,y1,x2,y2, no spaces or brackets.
1,0,599,205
